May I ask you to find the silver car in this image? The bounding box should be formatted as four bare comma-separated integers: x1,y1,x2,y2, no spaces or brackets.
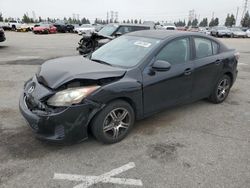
211,26,232,37
230,28,247,38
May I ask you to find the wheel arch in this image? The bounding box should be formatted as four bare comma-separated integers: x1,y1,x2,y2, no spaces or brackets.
224,72,233,86
103,97,138,120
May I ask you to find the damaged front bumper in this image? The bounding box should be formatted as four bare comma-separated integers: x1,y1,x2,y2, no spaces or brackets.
19,77,102,143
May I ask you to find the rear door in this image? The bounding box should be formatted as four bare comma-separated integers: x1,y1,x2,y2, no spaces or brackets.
191,37,223,100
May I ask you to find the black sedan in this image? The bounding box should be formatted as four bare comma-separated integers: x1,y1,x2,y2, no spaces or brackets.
19,30,238,144
0,27,6,42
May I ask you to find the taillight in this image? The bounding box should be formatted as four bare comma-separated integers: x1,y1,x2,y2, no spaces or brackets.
234,52,240,61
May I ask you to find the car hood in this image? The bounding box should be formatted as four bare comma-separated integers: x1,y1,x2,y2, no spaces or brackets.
37,56,126,89
34,26,48,30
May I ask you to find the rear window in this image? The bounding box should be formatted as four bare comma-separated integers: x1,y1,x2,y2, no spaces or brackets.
212,42,219,54
194,38,213,59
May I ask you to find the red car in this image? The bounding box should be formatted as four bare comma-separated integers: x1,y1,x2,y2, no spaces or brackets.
33,23,57,34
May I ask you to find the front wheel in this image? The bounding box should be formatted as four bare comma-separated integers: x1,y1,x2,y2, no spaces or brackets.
209,75,231,104
91,100,135,144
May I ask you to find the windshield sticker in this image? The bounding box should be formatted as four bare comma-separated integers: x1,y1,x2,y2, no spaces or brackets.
134,41,152,48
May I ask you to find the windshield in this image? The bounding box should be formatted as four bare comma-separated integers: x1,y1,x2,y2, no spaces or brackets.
91,36,161,68
98,25,118,36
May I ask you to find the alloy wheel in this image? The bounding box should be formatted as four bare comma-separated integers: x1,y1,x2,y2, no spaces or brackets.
103,108,131,139
217,78,230,101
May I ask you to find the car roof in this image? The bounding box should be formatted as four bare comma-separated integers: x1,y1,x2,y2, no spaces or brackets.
126,30,215,40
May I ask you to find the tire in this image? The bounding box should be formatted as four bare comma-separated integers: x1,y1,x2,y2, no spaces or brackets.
91,100,135,144
209,75,231,104
12,25,16,31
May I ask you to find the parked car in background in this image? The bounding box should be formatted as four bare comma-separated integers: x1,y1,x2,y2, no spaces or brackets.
229,28,247,38
246,29,250,38
188,26,199,32
0,22,11,30
162,23,177,30
33,23,57,34
53,21,74,33
77,23,153,55
199,27,211,35
20,30,238,144
16,23,33,32
0,27,6,42
210,26,232,37
74,24,95,35
8,20,22,30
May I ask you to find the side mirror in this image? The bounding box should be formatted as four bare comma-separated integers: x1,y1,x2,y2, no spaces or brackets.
152,60,171,71
114,32,122,37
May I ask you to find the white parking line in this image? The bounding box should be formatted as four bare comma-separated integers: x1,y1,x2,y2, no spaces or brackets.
54,162,143,188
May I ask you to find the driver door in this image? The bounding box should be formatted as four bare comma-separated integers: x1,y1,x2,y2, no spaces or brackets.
142,37,194,116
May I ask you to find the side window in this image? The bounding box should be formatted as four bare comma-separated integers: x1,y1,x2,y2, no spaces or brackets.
131,26,149,32
212,42,219,55
194,38,213,58
156,38,190,65
116,26,132,34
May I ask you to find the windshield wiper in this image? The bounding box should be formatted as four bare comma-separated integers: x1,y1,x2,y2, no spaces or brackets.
91,59,112,66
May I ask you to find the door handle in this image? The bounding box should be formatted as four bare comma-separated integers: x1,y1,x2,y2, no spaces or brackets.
184,68,192,76
215,59,222,65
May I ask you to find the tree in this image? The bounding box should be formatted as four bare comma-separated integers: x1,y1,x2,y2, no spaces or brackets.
225,14,236,27
175,20,186,27
0,13,3,22
127,19,130,23
134,19,138,24
214,18,219,26
187,20,192,26
191,18,198,27
94,18,98,24
199,18,208,27
22,14,31,23
139,19,142,24
209,17,219,27
38,16,42,22
241,11,250,27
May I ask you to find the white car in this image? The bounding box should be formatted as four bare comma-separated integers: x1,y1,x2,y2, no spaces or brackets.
162,23,176,30
74,24,95,35
246,29,250,38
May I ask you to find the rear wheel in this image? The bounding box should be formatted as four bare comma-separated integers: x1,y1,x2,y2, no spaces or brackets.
209,75,231,104
91,100,135,144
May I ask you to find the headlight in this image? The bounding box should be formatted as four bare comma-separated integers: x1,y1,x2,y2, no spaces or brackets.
47,86,100,107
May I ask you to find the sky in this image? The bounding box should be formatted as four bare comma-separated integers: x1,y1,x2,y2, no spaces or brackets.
0,0,248,24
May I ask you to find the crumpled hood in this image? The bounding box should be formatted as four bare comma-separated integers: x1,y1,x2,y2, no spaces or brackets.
37,56,126,89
